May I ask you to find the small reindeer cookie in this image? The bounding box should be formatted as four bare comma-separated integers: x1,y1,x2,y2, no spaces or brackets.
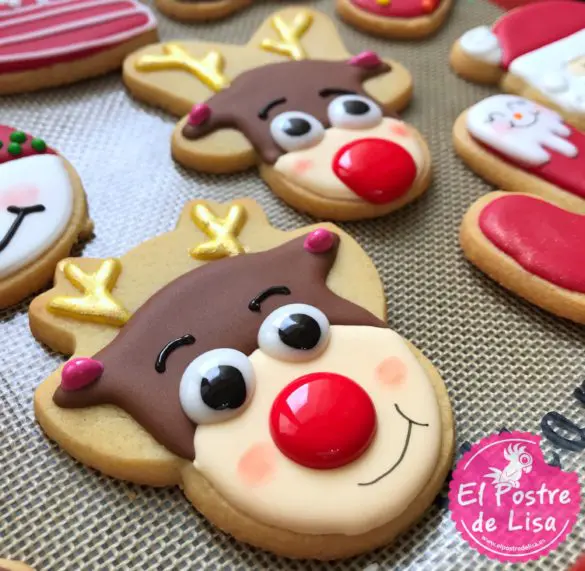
450,1,585,130
155,0,251,23
0,125,92,308
461,192,585,324
336,0,453,40
32,200,454,560
0,0,158,94
454,95,585,214
0,560,35,571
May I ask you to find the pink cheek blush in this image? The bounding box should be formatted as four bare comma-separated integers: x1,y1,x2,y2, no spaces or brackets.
0,184,39,209
375,357,408,387
237,442,277,487
292,158,314,176
389,123,409,138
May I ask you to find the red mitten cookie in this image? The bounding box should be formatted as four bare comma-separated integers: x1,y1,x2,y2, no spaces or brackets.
0,125,92,308
0,0,158,94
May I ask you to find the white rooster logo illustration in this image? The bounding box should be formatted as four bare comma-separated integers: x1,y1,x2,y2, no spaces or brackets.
485,444,534,494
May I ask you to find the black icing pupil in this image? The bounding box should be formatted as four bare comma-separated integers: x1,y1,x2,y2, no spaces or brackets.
343,99,370,115
278,313,321,350
200,365,247,411
283,118,312,137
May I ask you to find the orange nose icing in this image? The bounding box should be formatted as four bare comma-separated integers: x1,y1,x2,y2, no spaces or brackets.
513,113,523,120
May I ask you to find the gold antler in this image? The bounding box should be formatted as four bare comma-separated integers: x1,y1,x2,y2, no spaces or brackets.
48,259,131,327
190,204,247,260
259,11,313,61
135,44,230,92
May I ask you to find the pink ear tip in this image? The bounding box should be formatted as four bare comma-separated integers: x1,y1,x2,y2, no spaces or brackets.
188,103,211,127
349,51,383,69
304,228,335,253
61,357,104,391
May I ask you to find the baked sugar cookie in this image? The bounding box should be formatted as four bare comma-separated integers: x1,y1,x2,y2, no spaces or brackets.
155,0,251,23
32,199,454,560
454,94,585,214
0,0,158,94
461,192,585,324
0,125,92,308
336,0,453,40
0,560,35,571
450,1,585,130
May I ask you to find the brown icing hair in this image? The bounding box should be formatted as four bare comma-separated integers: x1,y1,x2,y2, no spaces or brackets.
54,234,386,460
181,58,392,164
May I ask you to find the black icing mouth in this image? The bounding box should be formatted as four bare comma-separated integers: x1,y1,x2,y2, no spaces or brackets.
357,404,428,487
0,204,46,253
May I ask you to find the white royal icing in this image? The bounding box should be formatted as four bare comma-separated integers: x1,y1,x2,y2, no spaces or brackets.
509,30,585,114
466,94,578,166
459,25,503,66
0,154,73,279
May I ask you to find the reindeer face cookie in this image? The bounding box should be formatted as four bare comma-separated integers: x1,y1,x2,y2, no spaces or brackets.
31,200,454,560
0,125,91,308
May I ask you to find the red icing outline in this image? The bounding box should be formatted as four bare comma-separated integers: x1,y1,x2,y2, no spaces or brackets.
0,125,56,164
350,0,440,18
479,194,585,293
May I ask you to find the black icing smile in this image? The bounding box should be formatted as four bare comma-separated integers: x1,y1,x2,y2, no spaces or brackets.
0,204,46,254
357,404,428,487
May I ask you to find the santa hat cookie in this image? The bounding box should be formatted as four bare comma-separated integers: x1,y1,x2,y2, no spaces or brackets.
0,125,92,308
0,0,158,94
451,1,585,130
336,0,454,40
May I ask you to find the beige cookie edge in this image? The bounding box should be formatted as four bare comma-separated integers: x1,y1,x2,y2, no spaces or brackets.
155,0,252,22
460,191,585,323
336,0,453,40
0,159,92,309
453,111,585,214
0,559,35,571
180,344,454,560
449,40,503,85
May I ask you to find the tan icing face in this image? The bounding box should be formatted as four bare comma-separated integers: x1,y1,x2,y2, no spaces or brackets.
191,325,442,536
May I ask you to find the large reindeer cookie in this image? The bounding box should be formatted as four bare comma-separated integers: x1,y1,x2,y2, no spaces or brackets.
0,125,91,308
0,0,157,94
31,200,454,560
450,1,585,130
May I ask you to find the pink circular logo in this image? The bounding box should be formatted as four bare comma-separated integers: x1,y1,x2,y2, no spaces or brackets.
449,432,580,562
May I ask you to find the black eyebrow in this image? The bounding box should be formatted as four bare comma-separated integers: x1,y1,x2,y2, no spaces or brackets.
258,98,287,120
249,286,291,312
319,88,357,98
155,334,196,373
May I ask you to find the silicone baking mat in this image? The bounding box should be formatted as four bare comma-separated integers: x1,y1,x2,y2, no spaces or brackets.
1,1,583,569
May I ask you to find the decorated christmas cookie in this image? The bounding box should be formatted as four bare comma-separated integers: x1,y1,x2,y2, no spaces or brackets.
450,1,585,130
31,199,454,560
461,192,585,323
454,95,585,214
0,0,158,94
336,0,453,40
0,125,92,308
155,0,251,23
0,560,35,571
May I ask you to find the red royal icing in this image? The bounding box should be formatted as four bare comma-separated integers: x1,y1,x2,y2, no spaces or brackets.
270,372,377,470
351,0,440,18
0,125,56,164
493,1,585,69
0,0,155,74
479,194,585,293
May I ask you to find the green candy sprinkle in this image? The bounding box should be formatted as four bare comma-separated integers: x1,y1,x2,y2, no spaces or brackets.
31,138,47,152
9,131,26,144
7,142,22,156
0,140,3,150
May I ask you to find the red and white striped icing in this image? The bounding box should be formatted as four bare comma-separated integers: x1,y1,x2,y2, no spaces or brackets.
0,0,156,73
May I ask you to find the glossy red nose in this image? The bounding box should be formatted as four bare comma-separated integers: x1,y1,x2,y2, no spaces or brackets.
269,372,377,469
332,138,417,204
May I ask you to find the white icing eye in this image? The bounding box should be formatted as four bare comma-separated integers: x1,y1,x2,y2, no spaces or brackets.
327,95,382,130
179,348,255,424
258,303,330,362
270,111,325,152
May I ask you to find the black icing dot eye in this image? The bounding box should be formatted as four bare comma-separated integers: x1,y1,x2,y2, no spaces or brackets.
278,314,321,350
343,99,370,116
328,95,382,130
283,117,312,138
200,365,247,411
270,111,324,152
258,303,331,362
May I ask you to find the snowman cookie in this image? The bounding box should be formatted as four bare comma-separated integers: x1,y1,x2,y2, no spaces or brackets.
450,1,585,130
155,0,251,23
31,199,454,560
454,95,585,214
0,125,91,308
0,0,157,94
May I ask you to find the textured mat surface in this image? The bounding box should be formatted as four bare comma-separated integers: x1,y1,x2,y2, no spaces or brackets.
1,1,584,570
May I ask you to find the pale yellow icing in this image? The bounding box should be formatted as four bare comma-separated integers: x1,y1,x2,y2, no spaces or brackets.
273,118,425,202
193,326,441,535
